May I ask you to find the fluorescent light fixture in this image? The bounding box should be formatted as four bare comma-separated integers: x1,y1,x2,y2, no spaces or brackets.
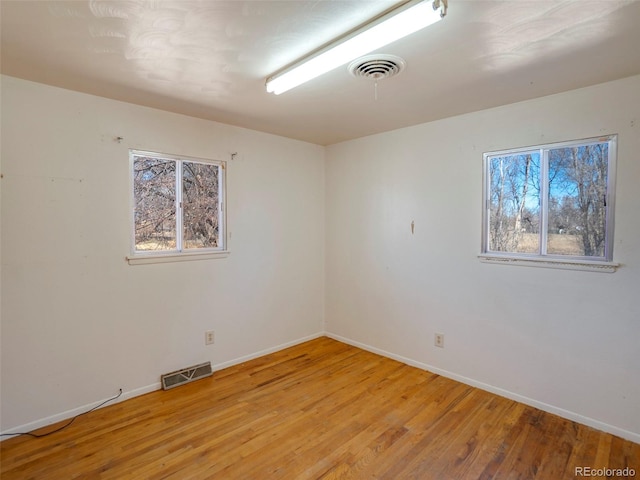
265,0,447,95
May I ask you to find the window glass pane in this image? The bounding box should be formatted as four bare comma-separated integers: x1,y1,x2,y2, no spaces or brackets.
488,152,541,254
182,162,220,249
547,143,608,257
133,156,177,251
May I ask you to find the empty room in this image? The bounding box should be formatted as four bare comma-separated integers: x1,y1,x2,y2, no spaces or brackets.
1,0,639,478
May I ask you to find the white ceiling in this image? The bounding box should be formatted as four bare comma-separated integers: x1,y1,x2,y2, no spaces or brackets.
2,0,640,145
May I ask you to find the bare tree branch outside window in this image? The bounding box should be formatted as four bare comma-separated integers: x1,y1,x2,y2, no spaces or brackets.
489,153,540,253
134,157,177,251
183,162,219,249
484,136,615,261
132,152,223,254
548,144,608,257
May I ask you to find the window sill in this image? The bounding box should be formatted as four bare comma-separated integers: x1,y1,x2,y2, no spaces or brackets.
478,254,619,273
127,250,230,265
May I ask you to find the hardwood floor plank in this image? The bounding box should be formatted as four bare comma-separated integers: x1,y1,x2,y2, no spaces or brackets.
1,337,638,479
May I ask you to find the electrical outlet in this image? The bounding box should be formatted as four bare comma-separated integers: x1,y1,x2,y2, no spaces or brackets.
434,333,444,348
205,330,215,345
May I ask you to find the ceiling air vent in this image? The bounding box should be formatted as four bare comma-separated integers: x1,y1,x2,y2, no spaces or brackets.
348,54,406,81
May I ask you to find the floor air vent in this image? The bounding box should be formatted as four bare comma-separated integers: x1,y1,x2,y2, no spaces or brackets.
161,361,212,390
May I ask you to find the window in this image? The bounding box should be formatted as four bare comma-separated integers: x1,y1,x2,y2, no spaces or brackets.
481,136,617,270
129,150,226,263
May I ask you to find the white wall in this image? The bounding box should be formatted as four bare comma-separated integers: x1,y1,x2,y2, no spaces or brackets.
325,75,640,442
0,76,325,433
2,73,639,443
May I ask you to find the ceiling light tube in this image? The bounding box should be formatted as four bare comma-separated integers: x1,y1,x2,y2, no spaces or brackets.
265,0,446,95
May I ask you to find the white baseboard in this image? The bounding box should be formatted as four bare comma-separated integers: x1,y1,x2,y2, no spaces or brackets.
5,331,636,445
325,332,640,445
0,331,324,440
0,382,160,440
213,332,325,371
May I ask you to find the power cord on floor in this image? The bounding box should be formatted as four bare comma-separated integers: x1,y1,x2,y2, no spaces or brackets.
0,388,123,438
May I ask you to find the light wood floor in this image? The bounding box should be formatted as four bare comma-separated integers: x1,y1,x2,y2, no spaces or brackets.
1,337,638,479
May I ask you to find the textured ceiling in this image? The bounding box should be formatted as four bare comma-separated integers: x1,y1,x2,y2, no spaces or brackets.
2,0,640,145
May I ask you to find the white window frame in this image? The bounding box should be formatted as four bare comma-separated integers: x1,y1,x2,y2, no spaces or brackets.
479,135,619,273
127,149,229,265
